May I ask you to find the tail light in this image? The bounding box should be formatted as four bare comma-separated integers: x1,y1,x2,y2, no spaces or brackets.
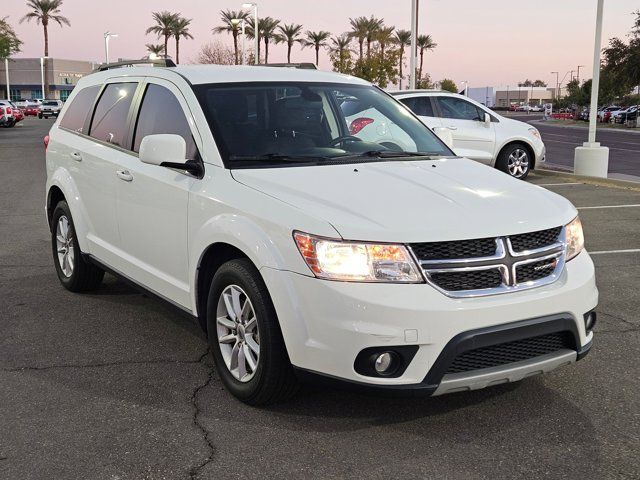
6,107,12,115
44,135,50,151
349,117,374,135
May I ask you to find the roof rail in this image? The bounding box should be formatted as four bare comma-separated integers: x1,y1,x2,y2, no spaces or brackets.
263,62,317,70
93,58,176,72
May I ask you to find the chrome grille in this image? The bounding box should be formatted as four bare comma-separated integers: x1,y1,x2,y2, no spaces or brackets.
410,227,566,297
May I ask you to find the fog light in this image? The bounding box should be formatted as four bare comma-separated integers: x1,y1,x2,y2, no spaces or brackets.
374,352,396,374
584,311,597,333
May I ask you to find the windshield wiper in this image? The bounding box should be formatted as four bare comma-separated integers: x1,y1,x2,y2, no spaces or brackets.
229,153,327,164
336,150,446,160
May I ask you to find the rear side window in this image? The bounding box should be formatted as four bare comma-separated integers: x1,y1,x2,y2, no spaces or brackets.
132,84,198,160
436,96,484,121
400,97,434,117
60,85,100,133
89,82,137,147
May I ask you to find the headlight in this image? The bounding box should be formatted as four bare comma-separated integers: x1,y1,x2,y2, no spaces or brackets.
528,127,541,139
293,232,423,283
565,216,584,260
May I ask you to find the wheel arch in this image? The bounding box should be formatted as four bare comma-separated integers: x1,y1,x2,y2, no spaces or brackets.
46,169,91,252
496,140,536,170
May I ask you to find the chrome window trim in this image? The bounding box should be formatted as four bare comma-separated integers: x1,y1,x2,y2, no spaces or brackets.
410,228,566,298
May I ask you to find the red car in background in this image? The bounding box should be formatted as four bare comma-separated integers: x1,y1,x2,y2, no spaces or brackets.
23,105,39,116
12,107,24,123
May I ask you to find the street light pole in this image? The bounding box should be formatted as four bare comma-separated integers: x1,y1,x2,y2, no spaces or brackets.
241,19,246,65
104,32,118,64
40,57,46,100
242,3,258,64
409,0,418,89
551,71,559,100
577,65,585,84
574,0,608,178
4,58,9,100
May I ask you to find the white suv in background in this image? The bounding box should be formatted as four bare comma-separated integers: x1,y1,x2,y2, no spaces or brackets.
390,90,546,179
45,63,596,405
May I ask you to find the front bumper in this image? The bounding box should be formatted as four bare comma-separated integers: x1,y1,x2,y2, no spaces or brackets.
261,250,597,393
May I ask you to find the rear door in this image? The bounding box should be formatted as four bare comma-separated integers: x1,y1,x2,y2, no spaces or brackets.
434,95,495,164
113,79,200,307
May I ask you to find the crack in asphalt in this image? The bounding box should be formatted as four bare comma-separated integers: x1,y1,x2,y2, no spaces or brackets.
188,348,216,480
597,310,638,328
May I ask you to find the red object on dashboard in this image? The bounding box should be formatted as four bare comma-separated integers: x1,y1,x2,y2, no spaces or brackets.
349,117,374,135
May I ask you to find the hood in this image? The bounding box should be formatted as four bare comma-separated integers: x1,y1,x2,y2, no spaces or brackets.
232,158,577,242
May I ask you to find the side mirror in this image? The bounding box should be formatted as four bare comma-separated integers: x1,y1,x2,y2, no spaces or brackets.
484,112,491,125
139,134,187,166
432,126,454,149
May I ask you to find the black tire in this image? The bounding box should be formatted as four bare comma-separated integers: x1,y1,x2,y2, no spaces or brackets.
51,200,104,292
496,143,531,180
38,113,42,119
207,258,298,405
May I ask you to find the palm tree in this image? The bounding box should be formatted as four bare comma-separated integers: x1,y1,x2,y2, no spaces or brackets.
302,30,330,66
171,16,193,64
20,0,70,98
145,43,165,57
213,9,248,65
394,29,411,88
146,11,177,60
329,34,352,73
365,16,384,58
376,26,395,57
246,16,281,64
277,23,303,63
348,16,368,60
417,34,437,81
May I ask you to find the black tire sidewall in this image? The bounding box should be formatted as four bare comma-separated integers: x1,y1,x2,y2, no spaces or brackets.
498,143,531,179
206,260,279,401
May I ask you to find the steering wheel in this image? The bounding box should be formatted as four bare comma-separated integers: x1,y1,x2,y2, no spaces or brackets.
329,135,363,148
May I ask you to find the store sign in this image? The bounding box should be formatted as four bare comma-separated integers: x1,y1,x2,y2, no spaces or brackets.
58,73,84,79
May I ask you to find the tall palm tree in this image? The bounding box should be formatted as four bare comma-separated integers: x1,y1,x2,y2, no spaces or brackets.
246,16,281,64
171,16,193,64
376,26,395,57
394,29,411,88
213,9,248,65
348,16,368,60
20,0,70,98
145,43,165,57
417,34,437,81
365,16,384,58
277,23,303,63
302,30,331,66
146,11,177,60
329,34,352,73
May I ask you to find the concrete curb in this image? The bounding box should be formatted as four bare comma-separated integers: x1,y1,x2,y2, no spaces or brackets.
533,168,640,191
530,119,640,135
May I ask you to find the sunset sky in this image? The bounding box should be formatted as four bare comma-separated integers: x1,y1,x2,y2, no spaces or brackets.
3,0,639,88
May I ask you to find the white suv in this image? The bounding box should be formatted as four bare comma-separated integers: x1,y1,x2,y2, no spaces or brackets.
390,90,546,179
45,64,597,405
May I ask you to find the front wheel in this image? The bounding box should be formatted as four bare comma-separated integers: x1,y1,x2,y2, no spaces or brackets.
51,201,104,292
496,143,531,179
206,259,298,405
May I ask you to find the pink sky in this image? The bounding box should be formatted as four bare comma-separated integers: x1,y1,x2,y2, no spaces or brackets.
3,0,638,87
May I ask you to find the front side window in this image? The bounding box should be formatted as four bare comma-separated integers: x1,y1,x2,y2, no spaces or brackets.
132,84,198,160
60,85,100,133
437,96,484,121
89,82,137,147
399,96,434,117
194,82,452,168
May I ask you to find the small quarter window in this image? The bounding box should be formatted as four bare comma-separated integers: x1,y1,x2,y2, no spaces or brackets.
400,97,434,117
59,85,100,133
89,82,137,147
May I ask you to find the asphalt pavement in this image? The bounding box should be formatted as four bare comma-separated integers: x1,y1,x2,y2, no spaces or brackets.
1,117,639,480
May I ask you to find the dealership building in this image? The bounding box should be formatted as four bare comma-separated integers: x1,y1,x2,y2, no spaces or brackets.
467,86,567,108
0,58,94,102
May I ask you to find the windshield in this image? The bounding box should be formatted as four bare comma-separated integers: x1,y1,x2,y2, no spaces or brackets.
43,101,59,106
194,82,453,168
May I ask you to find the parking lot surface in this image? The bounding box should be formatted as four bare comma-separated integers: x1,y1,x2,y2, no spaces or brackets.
1,118,639,479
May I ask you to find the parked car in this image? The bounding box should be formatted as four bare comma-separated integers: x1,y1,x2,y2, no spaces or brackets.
17,99,42,116
45,64,597,405
597,106,621,122
39,99,64,118
0,100,16,127
390,90,545,179
530,105,543,112
614,105,638,124
0,105,12,127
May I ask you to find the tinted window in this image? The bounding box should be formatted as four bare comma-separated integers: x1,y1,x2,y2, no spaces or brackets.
89,82,137,147
437,96,484,121
400,97,434,117
132,84,197,160
60,85,100,133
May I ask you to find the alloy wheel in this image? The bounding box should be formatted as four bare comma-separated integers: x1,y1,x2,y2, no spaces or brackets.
507,148,530,178
216,285,260,382
55,215,75,277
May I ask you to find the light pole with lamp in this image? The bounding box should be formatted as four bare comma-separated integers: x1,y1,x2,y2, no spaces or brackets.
574,0,608,178
231,18,247,65
242,3,258,64
576,65,585,84
551,71,559,100
409,0,418,89
4,58,10,100
104,32,118,64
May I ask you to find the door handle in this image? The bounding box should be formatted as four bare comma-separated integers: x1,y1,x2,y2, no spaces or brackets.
116,170,133,182
69,152,82,162
447,126,458,130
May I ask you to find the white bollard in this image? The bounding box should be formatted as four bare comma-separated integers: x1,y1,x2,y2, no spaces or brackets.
574,142,609,178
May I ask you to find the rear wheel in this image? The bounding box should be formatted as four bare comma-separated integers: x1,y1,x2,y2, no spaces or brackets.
51,201,104,292
496,143,531,180
207,259,298,405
